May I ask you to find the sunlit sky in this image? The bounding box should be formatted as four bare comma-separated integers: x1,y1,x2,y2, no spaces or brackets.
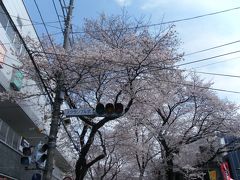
24,0,240,104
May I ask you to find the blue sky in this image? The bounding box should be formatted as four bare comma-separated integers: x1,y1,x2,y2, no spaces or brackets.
23,0,240,103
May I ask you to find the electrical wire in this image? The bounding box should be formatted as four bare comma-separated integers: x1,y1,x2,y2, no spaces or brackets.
0,30,238,81
1,5,239,37
2,35,239,66
177,50,240,67
33,0,62,58
0,11,63,30
156,78,240,94
71,6,240,34
187,70,240,78
3,1,239,55
2,2,240,96
52,0,73,47
4,33,234,87
0,22,61,30
33,0,80,151
2,63,240,102
58,0,67,18
185,40,240,56
51,0,65,34
3,54,240,95
30,48,240,75
192,56,240,69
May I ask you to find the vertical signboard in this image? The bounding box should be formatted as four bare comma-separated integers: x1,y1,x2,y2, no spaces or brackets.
220,162,233,180
0,41,6,68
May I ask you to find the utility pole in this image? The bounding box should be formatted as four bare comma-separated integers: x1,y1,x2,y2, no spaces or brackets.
43,0,74,179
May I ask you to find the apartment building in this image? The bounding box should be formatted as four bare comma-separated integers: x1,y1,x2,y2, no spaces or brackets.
0,0,71,179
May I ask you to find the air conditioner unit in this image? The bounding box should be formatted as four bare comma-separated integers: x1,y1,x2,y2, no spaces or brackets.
10,69,24,91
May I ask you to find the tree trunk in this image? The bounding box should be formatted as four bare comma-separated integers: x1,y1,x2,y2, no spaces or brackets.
43,73,63,180
165,159,175,180
75,157,89,180
139,169,145,180
166,169,175,180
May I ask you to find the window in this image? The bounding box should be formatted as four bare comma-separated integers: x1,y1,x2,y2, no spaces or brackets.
0,6,23,55
6,128,14,146
0,41,7,68
0,118,21,151
13,35,22,55
20,46,27,56
6,26,16,43
17,16,23,30
12,133,20,149
0,6,9,30
0,120,8,141
0,5,16,43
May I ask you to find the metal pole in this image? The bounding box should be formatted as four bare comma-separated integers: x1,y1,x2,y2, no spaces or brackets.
63,0,74,50
43,0,74,179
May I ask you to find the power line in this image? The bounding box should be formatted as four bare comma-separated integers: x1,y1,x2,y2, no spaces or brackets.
1,4,236,37
0,22,62,30
161,6,240,24
71,6,240,34
33,0,63,52
157,79,240,94
2,10,240,97
1,34,237,68
3,49,240,97
52,0,74,47
0,11,63,30
33,0,62,76
51,0,65,34
185,40,240,56
31,47,240,76
58,0,67,18
188,70,240,78
4,2,238,52
32,2,79,173
192,56,240,69
177,50,240,67
2,51,240,97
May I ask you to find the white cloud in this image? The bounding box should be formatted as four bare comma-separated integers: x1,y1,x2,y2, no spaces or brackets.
115,0,132,6
141,0,166,10
141,0,239,11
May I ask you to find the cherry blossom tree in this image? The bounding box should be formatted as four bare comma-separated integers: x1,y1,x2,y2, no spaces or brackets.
65,12,183,179
4,10,237,180
138,73,240,180
9,11,183,180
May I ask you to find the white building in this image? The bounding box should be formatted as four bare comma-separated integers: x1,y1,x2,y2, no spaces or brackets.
0,0,72,179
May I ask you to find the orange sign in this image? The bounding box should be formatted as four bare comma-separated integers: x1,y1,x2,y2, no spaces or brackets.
209,170,217,180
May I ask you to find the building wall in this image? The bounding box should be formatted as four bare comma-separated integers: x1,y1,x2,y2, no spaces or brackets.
0,118,41,180
0,141,36,180
0,0,45,130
